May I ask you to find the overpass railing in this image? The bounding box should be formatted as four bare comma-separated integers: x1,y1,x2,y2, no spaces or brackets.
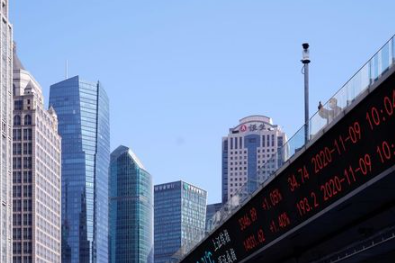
171,34,395,262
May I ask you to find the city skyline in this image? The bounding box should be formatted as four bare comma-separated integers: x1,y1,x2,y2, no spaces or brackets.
4,1,395,262
10,1,395,204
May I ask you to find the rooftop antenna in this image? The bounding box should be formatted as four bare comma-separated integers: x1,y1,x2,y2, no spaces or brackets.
65,60,68,79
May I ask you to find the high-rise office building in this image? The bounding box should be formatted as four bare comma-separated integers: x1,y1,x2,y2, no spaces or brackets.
109,145,153,263
0,2,12,262
154,181,207,263
49,76,110,263
12,45,62,263
222,115,287,203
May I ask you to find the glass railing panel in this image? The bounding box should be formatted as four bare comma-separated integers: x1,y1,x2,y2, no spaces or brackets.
370,52,379,83
392,38,395,64
380,40,390,74
287,125,306,158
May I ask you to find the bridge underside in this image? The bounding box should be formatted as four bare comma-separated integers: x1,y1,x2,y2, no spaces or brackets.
249,166,395,263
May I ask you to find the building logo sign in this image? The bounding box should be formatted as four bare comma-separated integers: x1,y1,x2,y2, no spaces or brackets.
237,122,267,133
183,182,205,196
154,183,175,192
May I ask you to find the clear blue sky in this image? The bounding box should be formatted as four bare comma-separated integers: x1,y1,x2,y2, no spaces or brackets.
11,0,395,204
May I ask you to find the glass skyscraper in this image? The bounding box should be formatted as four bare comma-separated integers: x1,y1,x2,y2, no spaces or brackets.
154,181,207,263
109,145,153,263
49,76,110,263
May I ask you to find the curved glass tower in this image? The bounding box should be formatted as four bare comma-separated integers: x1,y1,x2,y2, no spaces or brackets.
109,145,153,263
49,76,110,263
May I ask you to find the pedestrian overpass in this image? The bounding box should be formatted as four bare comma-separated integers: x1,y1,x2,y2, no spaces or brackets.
173,35,395,263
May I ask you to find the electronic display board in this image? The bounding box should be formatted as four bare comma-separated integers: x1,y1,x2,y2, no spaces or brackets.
181,71,395,263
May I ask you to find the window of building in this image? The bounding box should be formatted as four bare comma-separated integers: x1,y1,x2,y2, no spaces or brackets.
13,157,21,169
278,137,283,147
14,115,21,126
23,157,32,169
23,242,32,253
230,138,233,150
23,228,32,239
13,228,21,240
23,129,32,140
23,185,32,197
23,171,32,183
23,143,32,155
13,143,21,155
13,186,21,198
14,100,23,110
13,242,21,254
13,172,22,184
13,201,21,213
23,200,32,212
24,115,32,125
13,129,22,141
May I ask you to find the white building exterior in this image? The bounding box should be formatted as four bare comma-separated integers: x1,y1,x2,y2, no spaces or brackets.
222,115,287,203
0,1,13,262
12,45,62,263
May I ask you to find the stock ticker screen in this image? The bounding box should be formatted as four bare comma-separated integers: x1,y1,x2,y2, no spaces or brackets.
182,72,395,263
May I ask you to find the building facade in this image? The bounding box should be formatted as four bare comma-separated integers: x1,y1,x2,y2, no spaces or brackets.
12,45,62,263
49,76,110,263
222,115,287,203
0,1,13,262
154,181,207,263
109,145,153,263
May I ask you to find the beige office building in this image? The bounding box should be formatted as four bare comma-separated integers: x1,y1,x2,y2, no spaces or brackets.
0,0,13,262
12,45,61,263
222,115,287,203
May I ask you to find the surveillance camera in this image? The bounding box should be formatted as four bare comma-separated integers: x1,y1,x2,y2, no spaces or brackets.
302,43,309,50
